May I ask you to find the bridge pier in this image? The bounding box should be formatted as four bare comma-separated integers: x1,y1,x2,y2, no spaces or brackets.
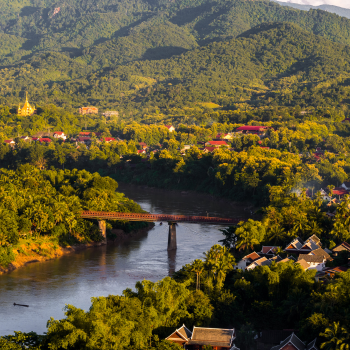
167,222,177,251
98,220,107,244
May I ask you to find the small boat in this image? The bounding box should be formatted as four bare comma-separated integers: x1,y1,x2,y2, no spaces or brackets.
13,303,29,307
159,222,163,226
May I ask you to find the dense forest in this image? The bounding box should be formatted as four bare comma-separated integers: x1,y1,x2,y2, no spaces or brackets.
0,0,349,119
0,165,144,268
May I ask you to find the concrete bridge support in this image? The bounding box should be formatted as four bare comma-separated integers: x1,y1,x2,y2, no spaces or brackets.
98,220,107,244
167,222,177,251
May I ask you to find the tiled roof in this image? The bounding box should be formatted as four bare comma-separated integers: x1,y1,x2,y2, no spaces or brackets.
54,131,64,135
285,237,303,250
271,333,306,350
258,330,294,345
298,255,324,263
261,246,279,254
310,248,332,261
178,325,192,340
296,259,310,270
243,252,261,261
333,242,350,252
306,235,321,245
207,141,228,146
188,327,234,347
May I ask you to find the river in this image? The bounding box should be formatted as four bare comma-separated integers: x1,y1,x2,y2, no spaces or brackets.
0,184,251,335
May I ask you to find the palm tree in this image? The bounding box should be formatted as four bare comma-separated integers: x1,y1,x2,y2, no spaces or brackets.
321,322,350,350
267,225,286,245
191,259,204,290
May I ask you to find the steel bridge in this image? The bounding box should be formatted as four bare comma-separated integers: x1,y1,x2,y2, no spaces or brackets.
80,211,240,250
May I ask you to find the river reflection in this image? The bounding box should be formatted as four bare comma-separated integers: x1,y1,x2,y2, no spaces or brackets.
0,184,251,335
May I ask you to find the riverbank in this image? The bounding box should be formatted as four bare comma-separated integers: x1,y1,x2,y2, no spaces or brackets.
0,224,154,275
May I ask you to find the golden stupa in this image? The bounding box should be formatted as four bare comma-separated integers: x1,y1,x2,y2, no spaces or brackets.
18,92,36,116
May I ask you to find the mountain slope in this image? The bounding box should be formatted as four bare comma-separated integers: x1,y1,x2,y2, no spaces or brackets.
1,22,350,116
2,0,350,67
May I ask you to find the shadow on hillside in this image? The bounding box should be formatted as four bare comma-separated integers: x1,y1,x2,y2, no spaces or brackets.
142,46,189,60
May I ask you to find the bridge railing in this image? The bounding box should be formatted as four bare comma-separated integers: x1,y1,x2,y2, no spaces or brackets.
80,211,241,224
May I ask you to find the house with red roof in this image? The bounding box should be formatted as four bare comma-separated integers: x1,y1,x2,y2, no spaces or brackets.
139,142,148,149
235,126,270,135
205,140,229,147
39,138,52,143
315,266,350,282
4,139,15,145
103,137,116,143
53,132,66,140
332,187,349,196
165,125,175,132
32,137,39,141
79,132,91,136
236,252,261,270
260,246,280,255
137,149,146,154
20,136,30,141
203,147,216,153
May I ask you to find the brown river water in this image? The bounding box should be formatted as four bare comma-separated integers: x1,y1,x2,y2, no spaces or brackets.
0,184,251,335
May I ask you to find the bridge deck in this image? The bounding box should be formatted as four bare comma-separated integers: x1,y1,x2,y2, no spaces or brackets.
80,211,240,224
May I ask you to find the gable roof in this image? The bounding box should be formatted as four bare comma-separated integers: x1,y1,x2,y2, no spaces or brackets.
285,237,304,251
333,242,350,252
243,252,261,262
271,333,305,350
261,246,279,254
187,327,235,347
54,131,65,135
306,235,321,246
166,324,192,342
306,338,318,350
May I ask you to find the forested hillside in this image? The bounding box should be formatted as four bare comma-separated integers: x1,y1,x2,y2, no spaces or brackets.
0,0,350,119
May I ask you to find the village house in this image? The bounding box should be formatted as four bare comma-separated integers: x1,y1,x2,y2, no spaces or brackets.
284,235,321,254
205,140,229,148
271,333,319,350
166,325,238,350
203,146,216,153
165,125,175,132
333,241,350,255
215,133,233,140
139,142,148,149
246,256,271,270
332,187,349,197
235,126,270,136
315,266,350,282
20,136,31,141
260,246,280,256
137,149,146,154
297,255,326,271
53,131,67,140
4,139,15,145
235,252,261,270
341,181,350,191
39,138,52,144
78,107,98,115
103,137,116,143
102,111,119,117
256,330,294,350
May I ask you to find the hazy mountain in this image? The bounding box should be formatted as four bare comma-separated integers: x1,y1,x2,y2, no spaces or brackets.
275,1,350,19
